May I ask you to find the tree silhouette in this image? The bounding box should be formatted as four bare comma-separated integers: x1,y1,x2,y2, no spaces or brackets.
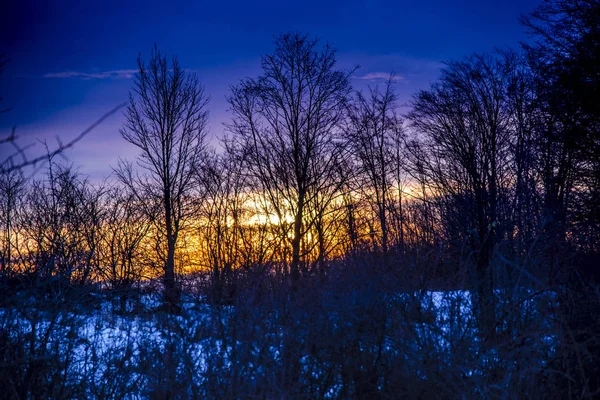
345,75,405,253
116,46,209,310
408,53,519,336
227,33,354,282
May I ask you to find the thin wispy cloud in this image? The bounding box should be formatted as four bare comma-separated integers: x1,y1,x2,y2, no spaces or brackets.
44,69,137,79
353,72,404,81
339,53,444,79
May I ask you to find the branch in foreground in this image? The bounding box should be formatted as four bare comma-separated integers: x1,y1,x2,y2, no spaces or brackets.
1,102,127,174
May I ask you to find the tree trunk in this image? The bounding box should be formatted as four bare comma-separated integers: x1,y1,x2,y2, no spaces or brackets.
316,215,325,274
164,235,179,311
379,200,388,253
290,191,305,283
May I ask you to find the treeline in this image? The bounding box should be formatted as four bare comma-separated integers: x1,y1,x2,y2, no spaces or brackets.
2,0,598,305
0,0,599,397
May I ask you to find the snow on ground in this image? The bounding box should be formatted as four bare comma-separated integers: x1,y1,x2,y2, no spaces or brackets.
1,288,559,397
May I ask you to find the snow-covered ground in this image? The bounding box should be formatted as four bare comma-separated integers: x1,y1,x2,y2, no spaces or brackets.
0,288,559,398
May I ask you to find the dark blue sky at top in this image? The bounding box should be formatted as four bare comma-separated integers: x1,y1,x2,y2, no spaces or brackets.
1,0,541,180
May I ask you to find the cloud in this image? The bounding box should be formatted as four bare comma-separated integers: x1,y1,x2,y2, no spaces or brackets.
44,69,137,79
338,53,444,77
353,72,404,81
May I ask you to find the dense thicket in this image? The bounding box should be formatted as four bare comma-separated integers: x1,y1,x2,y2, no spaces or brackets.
1,1,599,398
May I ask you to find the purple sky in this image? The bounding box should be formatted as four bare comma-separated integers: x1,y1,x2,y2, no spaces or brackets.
0,0,541,180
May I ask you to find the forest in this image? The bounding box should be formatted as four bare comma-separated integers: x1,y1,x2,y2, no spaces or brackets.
1,0,599,398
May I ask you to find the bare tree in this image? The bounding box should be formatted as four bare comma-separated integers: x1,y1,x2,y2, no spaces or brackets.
522,0,600,256
227,32,354,282
345,75,405,253
97,185,150,312
195,150,246,303
521,2,600,395
14,162,102,294
0,168,25,275
116,46,209,310
408,53,518,336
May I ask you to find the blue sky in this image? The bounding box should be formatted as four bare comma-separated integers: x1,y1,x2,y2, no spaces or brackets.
0,0,541,180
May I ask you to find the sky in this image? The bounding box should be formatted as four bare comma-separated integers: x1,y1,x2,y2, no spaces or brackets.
0,0,542,181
